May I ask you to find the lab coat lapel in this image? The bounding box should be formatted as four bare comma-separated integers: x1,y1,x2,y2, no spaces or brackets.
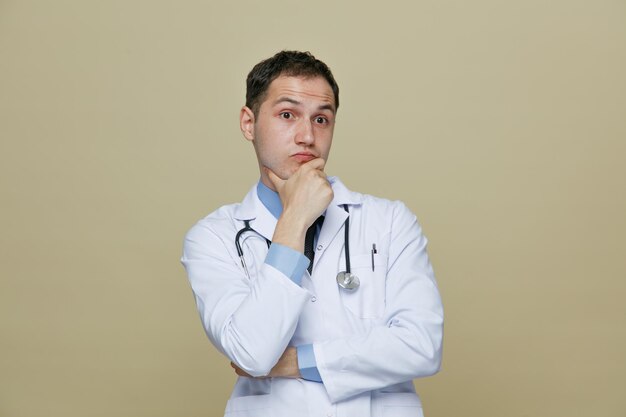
315,204,348,263
233,184,277,241
233,178,361,250
316,177,362,265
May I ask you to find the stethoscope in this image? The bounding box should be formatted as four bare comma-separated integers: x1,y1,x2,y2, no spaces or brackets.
235,204,360,291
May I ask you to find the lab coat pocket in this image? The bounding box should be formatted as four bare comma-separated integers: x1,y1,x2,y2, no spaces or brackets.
224,393,274,417
340,253,387,319
374,392,423,417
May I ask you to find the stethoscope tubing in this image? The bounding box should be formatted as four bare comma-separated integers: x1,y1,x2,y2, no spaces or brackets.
236,219,270,276
342,204,351,274
236,206,356,289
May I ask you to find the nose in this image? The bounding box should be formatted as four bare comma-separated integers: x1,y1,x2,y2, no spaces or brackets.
295,119,315,146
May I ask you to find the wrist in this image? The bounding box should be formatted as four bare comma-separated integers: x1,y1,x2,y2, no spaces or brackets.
272,213,308,253
278,208,310,234
269,347,301,379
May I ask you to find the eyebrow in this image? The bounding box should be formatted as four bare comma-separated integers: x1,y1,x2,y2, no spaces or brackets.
273,97,336,114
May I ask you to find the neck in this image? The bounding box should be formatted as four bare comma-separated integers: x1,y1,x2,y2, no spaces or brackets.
256,180,282,219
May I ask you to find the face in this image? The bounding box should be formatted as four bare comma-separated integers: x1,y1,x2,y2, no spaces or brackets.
240,75,336,190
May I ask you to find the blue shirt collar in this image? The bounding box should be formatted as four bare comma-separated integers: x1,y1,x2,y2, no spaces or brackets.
256,181,282,219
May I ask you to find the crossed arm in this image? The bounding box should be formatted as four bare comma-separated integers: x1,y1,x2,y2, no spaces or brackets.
231,347,300,378
182,159,443,402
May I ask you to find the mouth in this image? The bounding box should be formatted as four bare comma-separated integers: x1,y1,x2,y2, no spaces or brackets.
291,152,316,163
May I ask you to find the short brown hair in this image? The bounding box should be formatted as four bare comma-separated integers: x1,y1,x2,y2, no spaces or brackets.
245,50,339,116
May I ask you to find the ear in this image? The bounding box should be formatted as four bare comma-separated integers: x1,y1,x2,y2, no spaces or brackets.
240,106,255,142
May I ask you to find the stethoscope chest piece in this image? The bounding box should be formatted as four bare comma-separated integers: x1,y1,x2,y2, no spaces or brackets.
336,271,360,291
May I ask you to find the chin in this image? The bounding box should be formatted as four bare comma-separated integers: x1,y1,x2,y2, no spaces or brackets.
277,166,297,179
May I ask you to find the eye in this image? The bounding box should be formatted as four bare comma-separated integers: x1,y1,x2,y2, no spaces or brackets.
315,116,328,124
279,112,293,120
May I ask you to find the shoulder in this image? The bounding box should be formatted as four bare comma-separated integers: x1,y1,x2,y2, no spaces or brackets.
183,203,240,249
184,183,257,244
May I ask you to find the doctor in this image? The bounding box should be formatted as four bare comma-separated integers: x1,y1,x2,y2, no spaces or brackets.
181,50,443,417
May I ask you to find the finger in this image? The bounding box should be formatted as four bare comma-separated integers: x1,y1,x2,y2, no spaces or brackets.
231,363,249,377
265,167,285,191
304,157,326,171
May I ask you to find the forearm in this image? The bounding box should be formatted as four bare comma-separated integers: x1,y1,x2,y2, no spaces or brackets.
314,300,443,402
183,230,310,376
272,209,308,253
314,201,444,402
218,263,309,376
264,159,333,254
232,347,301,379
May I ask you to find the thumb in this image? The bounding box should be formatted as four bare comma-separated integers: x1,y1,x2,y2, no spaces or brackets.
265,167,285,192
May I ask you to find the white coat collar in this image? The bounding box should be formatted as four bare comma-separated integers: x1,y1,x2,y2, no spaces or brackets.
233,176,362,243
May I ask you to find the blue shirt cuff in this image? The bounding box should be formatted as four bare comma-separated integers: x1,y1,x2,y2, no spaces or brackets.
265,243,310,286
297,344,322,383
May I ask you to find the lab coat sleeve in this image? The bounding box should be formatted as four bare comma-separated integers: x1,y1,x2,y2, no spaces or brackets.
313,202,444,403
181,220,310,377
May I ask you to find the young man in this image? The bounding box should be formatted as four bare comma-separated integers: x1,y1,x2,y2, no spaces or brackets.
182,51,443,417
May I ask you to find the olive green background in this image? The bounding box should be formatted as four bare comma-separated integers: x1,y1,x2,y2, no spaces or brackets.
1,1,624,416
